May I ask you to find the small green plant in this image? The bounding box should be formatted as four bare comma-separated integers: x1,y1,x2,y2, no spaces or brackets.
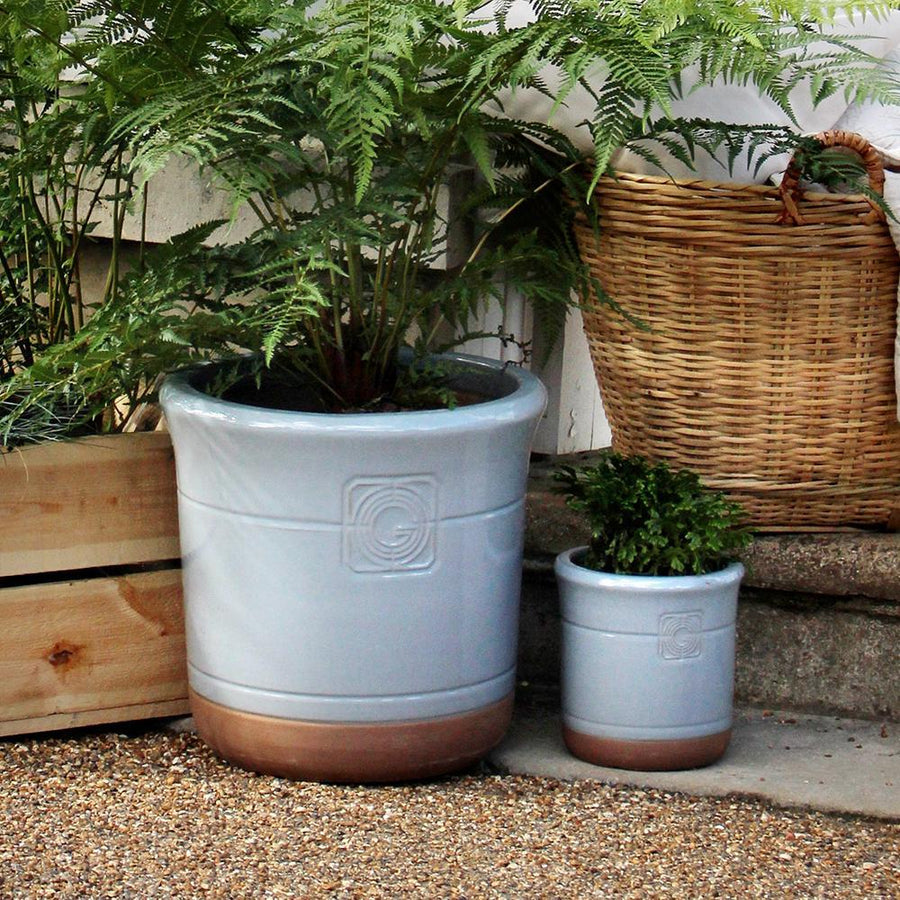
555,453,752,577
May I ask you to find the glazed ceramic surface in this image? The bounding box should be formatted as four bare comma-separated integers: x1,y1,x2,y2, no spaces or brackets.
555,549,744,744
160,356,546,727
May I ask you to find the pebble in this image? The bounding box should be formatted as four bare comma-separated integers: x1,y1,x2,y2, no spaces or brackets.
0,729,897,898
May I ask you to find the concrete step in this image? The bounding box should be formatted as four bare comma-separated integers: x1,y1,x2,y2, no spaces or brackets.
523,455,900,723
489,689,900,820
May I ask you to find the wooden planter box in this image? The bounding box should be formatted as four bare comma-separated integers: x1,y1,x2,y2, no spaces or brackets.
0,432,188,737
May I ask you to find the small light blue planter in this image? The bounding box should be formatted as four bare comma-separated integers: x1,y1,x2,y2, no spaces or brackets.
555,549,744,771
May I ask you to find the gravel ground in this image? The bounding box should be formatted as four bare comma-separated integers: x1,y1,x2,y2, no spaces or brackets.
0,727,897,899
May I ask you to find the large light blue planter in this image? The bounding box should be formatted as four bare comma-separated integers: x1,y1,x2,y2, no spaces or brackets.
160,355,546,782
555,549,744,771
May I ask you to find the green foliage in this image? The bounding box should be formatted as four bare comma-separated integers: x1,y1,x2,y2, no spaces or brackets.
0,0,898,439
0,4,135,376
0,223,251,442
0,0,174,442
555,453,752,577
624,118,887,188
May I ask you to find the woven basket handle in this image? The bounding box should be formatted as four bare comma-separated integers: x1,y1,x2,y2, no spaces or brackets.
777,130,886,225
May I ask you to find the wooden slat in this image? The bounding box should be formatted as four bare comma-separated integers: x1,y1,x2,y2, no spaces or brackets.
0,568,188,734
0,700,191,739
0,433,180,578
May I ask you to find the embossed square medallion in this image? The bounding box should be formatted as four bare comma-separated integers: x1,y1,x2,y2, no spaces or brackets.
343,476,437,572
658,611,703,659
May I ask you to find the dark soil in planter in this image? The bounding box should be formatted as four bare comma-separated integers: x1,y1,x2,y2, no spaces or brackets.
219,369,508,414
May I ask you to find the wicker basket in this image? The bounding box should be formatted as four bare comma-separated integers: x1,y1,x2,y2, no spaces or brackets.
576,131,900,530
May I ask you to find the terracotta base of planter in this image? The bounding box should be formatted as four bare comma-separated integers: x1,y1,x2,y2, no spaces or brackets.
191,689,514,783
563,725,731,772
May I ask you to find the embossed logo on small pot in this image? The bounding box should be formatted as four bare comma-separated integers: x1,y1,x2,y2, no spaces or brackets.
343,476,437,572
658,611,703,659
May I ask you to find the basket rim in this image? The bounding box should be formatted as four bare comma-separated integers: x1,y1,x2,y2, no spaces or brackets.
597,169,873,206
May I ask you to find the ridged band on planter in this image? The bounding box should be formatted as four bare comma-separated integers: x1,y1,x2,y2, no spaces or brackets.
160,356,546,782
575,131,900,530
555,549,744,771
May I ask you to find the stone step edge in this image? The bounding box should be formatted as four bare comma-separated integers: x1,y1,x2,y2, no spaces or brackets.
525,463,900,604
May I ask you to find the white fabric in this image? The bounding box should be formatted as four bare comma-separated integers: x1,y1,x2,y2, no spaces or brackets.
499,6,900,182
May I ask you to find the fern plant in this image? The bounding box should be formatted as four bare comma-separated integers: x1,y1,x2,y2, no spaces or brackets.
555,453,752,577
0,5,146,438
1,0,898,434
